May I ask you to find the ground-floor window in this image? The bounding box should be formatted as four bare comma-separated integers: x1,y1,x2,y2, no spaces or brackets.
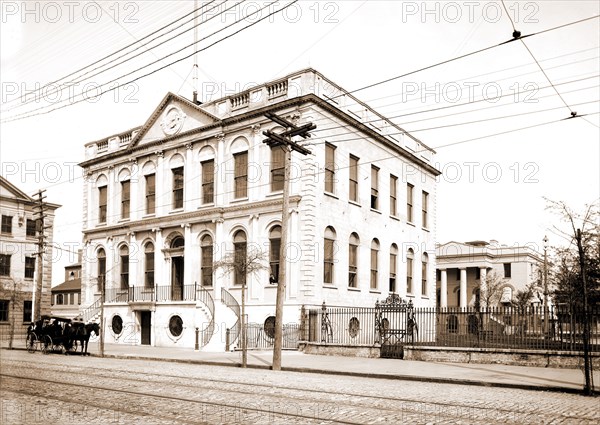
169,315,183,337
0,300,8,321
23,300,32,323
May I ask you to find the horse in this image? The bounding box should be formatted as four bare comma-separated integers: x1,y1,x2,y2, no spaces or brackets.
65,322,100,355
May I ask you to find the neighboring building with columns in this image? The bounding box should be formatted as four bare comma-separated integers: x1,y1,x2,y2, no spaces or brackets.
436,240,543,309
0,175,59,341
78,68,440,350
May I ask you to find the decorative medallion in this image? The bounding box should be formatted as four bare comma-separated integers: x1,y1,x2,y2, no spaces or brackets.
160,106,186,136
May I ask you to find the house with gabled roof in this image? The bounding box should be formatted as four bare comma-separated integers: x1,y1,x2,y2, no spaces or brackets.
79,69,441,350
0,175,60,341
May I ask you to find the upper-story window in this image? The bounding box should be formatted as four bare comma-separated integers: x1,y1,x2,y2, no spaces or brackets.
269,225,281,283
234,152,248,199
348,233,359,288
390,244,398,293
422,191,429,229
504,262,512,278
271,146,285,192
407,248,414,294
120,245,129,290
25,256,35,279
172,167,184,209
407,183,414,223
145,174,156,214
145,242,154,288
201,235,213,287
1,215,12,234
202,159,215,204
324,143,336,194
349,155,359,202
390,175,398,216
98,186,107,223
370,239,380,290
370,166,379,210
121,180,130,219
323,226,336,284
233,230,247,285
0,254,11,276
26,219,37,237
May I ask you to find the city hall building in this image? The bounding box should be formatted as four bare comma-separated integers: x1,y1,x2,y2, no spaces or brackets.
79,69,440,350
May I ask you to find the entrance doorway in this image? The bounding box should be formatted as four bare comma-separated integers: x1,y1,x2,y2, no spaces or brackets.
141,311,151,345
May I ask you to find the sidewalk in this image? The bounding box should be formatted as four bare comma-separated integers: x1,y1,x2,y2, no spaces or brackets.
79,341,597,394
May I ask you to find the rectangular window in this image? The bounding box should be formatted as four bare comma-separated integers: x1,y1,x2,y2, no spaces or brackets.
324,143,336,194
201,245,213,287
370,249,378,290
69,293,74,305
98,186,107,223
0,300,8,322
389,253,397,293
172,167,184,209
25,256,35,279
271,146,285,192
26,219,37,237
23,300,32,323
421,262,427,296
1,215,12,234
121,180,130,219
407,183,414,223
323,238,334,284
349,155,359,202
0,254,10,276
349,243,358,288
370,166,379,210
234,152,248,198
145,251,154,288
422,191,429,228
390,175,398,216
145,174,155,214
504,262,512,278
201,160,215,204
407,258,413,294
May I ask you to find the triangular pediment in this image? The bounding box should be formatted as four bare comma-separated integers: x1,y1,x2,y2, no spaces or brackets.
129,92,220,148
0,175,33,203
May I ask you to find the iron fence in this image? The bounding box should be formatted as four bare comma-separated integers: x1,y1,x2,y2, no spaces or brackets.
304,303,600,353
244,323,301,350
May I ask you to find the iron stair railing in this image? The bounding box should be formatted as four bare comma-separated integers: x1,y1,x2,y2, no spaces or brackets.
220,287,240,346
196,286,215,347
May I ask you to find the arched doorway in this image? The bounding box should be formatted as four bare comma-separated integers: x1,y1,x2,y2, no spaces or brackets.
170,236,185,300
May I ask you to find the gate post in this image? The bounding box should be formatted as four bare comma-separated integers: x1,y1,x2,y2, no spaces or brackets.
225,328,230,351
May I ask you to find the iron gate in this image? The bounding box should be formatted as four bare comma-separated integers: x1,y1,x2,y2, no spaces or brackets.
375,295,416,359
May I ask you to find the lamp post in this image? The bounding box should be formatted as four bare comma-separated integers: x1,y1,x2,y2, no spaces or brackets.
543,235,549,335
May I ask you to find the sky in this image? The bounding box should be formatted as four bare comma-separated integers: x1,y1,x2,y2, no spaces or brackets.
1,0,599,285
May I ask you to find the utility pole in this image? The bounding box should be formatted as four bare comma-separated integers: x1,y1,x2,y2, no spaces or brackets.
576,229,592,395
31,190,47,322
543,235,549,336
263,112,314,371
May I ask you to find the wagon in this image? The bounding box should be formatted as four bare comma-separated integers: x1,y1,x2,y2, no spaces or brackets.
26,315,77,354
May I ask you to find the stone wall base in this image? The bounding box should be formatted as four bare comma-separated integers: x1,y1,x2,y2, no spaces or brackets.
299,342,380,358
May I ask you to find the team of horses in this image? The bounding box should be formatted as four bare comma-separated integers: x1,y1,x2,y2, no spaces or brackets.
27,317,100,355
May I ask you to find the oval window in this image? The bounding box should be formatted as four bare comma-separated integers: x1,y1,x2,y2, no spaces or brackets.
264,316,276,339
169,315,183,337
112,315,123,335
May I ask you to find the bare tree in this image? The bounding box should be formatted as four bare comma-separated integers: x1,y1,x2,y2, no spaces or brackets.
476,270,507,309
213,246,269,367
0,277,29,349
513,282,538,312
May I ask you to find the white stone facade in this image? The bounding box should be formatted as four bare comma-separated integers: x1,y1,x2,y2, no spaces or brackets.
79,69,440,349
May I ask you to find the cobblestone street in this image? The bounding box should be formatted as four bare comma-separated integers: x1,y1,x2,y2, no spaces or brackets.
1,350,598,424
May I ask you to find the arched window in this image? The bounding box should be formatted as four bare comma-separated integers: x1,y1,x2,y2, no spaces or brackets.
201,235,213,287
421,253,429,297
120,245,129,290
348,233,359,288
323,226,336,285
233,230,247,286
144,242,154,288
97,248,106,293
406,248,414,294
370,239,380,290
171,236,185,249
389,244,398,293
269,226,281,283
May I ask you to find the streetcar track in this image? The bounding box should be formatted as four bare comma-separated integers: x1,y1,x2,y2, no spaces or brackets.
1,374,360,425
1,358,591,422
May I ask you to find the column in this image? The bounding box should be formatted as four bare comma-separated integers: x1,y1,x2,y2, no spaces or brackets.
440,269,447,308
105,237,115,292
459,268,467,309
155,151,165,216
183,223,193,288
250,124,261,202
128,232,138,288
288,208,299,300
129,160,139,221
249,214,260,300
213,218,224,300
184,143,194,211
479,267,487,309
215,134,225,207
107,166,115,225
154,228,163,288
